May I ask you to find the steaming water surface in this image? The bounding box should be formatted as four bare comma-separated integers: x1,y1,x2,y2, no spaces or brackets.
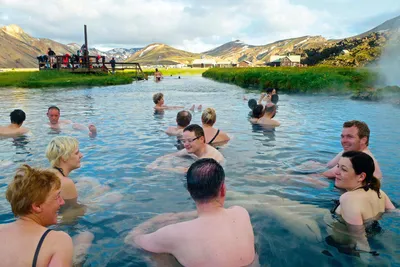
0,76,399,266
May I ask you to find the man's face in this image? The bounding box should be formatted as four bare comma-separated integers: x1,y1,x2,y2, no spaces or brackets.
182,131,203,154
47,109,60,124
341,126,364,151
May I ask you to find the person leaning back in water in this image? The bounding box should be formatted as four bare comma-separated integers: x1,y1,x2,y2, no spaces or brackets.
0,165,73,266
0,109,30,137
153,93,184,111
126,158,256,267
165,110,192,136
47,106,97,137
322,120,382,179
147,124,224,172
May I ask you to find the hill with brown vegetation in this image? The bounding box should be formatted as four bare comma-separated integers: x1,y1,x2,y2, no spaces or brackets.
0,24,75,68
1,15,399,68
125,43,201,65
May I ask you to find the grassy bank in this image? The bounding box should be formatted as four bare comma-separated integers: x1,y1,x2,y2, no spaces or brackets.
0,70,135,88
142,68,207,76
202,67,378,93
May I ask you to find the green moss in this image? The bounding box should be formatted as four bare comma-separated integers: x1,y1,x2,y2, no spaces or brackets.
203,67,378,93
0,71,135,88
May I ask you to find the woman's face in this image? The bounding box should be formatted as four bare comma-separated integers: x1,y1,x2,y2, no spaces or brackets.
334,157,363,191
40,188,65,226
65,147,83,171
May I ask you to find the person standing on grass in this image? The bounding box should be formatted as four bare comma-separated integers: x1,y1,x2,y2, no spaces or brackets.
110,57,116,74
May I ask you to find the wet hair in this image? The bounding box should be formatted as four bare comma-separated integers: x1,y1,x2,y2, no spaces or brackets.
186,158,225,203
155,68,158,72
266,88,273,94
271,94,279,104
248,99,257,110
152,93,164,104
183,124,205,141
343,120,370,146
46,136,79,167
47,106,60,113
252,104,265,118
201,108,216,126
176,110,192,127
342,151,381,198
10,109,26,125
6,165,61,217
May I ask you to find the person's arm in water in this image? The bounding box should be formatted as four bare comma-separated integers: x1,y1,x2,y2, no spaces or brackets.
72,123,97,137
125,211,197,252
322,151,343,178
146,149,189,173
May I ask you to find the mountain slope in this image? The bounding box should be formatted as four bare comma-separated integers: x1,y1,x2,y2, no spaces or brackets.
356,15,400,38
125,43,200,65
0,24,75,68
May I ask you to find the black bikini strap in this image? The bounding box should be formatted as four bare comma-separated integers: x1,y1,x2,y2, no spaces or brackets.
54,166,65,177
208,129,220,144
32,229,52,267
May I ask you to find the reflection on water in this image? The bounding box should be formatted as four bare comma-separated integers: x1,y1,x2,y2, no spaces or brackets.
0,77,399,266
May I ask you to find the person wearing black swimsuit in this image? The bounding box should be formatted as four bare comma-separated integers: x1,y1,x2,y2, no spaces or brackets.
329,151,395,253
0,165,73,266
201,108,230,146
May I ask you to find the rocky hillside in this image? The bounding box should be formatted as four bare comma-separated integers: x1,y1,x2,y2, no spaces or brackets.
0,25,141,68
0,24,75,68
1,15,399,68
203,36,329,65
125,43,200,65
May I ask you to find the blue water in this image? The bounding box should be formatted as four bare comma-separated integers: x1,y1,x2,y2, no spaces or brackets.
0,76,399,266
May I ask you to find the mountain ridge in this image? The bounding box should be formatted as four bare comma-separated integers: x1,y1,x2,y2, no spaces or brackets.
1,15,399,68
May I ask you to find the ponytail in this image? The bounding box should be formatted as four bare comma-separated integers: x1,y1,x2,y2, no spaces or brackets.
369,176,381,198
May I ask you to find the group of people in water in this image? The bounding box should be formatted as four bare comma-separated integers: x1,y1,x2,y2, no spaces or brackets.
0,85,397,266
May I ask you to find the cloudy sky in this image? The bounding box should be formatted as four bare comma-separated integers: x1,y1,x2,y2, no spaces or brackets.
0,0,399,52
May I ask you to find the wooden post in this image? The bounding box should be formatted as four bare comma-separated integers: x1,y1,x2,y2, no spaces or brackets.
84,25,88,69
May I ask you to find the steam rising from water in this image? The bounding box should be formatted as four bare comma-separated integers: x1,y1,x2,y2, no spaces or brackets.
376,32,400,86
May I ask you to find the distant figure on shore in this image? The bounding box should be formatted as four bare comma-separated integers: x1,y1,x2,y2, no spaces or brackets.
47,47,56,66
127,158,256,267
0,109,30,137
153,93,184,111
147,124,224,173
47,106,97,137
0,165,73,266
154,68,163,82
165,110,192,136
250,104,280,127
201,108,230,146
322,120,382,179
110,57,116,74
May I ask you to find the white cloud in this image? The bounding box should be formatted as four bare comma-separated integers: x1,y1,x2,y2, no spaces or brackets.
0,0,399,52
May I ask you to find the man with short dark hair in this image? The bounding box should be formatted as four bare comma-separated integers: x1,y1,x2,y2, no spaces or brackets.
165,110,192,136
147,124,224,172
0,109,29,137
126,159,256,267
322,120,382,179
47,106,97,138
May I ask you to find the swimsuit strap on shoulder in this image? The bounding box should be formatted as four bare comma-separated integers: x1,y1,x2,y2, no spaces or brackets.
32,229,52,267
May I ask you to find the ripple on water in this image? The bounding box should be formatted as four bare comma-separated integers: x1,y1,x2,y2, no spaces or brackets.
0,77,399,266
